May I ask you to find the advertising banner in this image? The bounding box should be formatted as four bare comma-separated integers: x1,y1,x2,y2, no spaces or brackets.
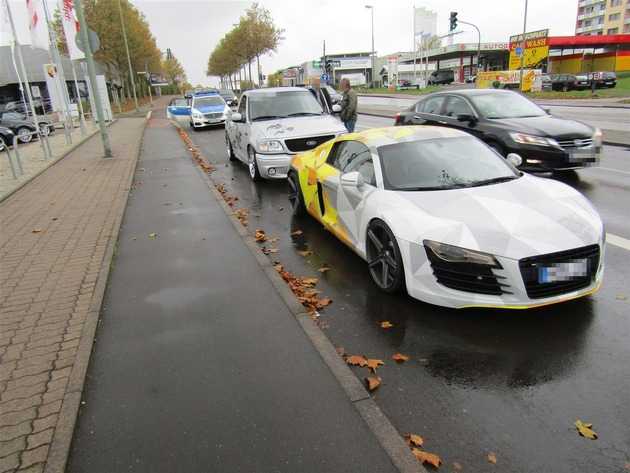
476,69,542,92
43,63,68,112
387,56,398,90
57,0,84,60
509,29,549,70
26,0,49,50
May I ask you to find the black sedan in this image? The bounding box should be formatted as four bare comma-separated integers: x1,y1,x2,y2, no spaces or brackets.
394,89,602,172
0,126,15,152
0,111,54,144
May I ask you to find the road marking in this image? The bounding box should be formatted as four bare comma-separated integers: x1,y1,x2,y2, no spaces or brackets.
594,166,630,176
607,233,630,251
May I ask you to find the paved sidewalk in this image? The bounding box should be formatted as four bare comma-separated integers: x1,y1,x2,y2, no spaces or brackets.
0,102,155,472
65,114,401,473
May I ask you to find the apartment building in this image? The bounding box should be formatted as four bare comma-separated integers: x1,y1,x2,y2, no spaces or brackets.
575,0,630,35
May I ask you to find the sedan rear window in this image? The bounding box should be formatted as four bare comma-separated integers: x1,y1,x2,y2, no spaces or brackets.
378,136,519,191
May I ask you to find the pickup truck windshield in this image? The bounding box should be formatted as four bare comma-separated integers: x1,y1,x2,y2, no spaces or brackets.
249,91,323,121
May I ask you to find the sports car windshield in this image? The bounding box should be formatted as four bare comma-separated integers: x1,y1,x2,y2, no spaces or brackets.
249,91,324,121
470,93,546,119
378,136,520,191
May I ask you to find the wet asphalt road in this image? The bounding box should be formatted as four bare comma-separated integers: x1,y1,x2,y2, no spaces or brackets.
184,114,630,473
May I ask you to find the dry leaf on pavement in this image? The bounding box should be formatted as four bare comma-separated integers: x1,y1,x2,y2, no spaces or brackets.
487,452,497,464
302,277,318,286
298,250,313,257
575,420,598,439
255,229,267,242
624,462,630,470
291,230,303,236
366,359,384,372
453,462,462,470
148,233,157,239
404,433,424,447
412,448,442,468
318,266,331,273
392,353,410,363
380,321,394,329
274,264,283,272
317,297,332,308
346,355,368,367
31,229,43,234
365,376,381,392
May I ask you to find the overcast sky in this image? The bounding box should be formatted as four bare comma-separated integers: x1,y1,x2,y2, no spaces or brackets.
7,0,579,86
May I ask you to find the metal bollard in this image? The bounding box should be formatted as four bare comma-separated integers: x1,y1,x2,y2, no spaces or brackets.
4,143,18,179
42,133,53,159
11,135,24,175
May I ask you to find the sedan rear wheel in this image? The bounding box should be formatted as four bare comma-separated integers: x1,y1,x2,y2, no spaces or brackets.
366,220,405,293
17,127,33,144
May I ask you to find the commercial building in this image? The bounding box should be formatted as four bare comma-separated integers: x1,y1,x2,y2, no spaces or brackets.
575,0,630,35
547,33,630,72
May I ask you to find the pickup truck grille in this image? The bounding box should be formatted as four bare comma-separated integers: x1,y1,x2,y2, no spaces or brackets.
285,135,335,153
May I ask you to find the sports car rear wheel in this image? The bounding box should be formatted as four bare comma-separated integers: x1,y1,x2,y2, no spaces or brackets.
366,220,405,293
287,172,306,216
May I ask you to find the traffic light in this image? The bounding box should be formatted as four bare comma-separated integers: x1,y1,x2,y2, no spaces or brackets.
449,12,458,31
325,59,333,74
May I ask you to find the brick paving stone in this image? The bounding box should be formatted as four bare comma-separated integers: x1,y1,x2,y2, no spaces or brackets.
0,109,154,471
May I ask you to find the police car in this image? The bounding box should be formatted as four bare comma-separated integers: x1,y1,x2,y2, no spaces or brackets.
189,90,230,130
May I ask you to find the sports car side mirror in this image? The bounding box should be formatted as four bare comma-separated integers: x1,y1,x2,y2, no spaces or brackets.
332,104,342,113
506,153,523,167
341,171,364,188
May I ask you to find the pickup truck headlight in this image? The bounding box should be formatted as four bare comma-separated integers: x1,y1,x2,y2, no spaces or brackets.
592,128,603,147
257,139,284,153
424,240,500,267
509,132,559,148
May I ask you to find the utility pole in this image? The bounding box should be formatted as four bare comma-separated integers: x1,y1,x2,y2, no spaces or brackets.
145,61,153,105
519,0,528,91
75,0,112,157
365,5,375,88
118,0,138,110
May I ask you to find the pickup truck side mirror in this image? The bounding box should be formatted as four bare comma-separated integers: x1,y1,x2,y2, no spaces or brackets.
332,104,342,113
230,112,244,122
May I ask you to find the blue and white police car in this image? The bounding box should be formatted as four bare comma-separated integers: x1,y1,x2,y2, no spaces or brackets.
189,90,229,130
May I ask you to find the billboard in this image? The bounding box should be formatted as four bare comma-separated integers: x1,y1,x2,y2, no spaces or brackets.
476,69,543,92
509,29,549,70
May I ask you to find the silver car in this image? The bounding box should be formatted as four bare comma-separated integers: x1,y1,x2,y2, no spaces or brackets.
225,87,346,180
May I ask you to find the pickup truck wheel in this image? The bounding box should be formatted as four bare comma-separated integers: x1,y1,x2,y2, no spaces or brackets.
226,133,237,161
248,147,262,181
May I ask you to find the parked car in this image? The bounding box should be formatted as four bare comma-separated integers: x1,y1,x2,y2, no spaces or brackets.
189,91,230,130
297,84,338,114
592,71,617,88
0,111,54,143
547,74,578,92
0,126,14,151
465,75,476,84
166,97,190,118
287,126,604,309
574,73,591,90
218,89,238,107
541,74,554,91
394,89,602,173
225,87,346,181
322,85,342,104
428,70,454,85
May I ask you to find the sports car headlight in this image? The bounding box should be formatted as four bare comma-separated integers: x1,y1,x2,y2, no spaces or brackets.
257,139,284,153
509,132,558,148
424,240,500,267
592,128,603,147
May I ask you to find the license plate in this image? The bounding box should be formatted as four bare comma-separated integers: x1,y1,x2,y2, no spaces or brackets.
538,259,588,283
569,149,598,162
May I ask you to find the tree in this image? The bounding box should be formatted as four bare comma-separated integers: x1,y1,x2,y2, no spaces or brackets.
162,54,187,91
267,71,283,87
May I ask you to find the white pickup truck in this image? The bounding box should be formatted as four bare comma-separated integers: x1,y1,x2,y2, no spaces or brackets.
225,87,347,181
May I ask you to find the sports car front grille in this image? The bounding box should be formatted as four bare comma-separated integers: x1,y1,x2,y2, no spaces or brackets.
519,244,600,299
204,112,223,119
556,137,593,149
284,135,335,153
425,247,510,296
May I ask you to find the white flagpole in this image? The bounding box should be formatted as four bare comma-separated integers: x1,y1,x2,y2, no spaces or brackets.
10,43,29,113
3,0,50,159
71,61,87,135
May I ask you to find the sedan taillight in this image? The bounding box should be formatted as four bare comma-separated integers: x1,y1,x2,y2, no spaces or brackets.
394,112,403,125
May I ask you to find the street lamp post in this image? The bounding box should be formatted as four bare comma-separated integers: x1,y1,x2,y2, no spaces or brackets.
365,5,375,88
519,0,529,91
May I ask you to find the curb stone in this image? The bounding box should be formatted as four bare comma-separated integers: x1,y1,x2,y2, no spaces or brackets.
42,112,152,473
172,120,427,473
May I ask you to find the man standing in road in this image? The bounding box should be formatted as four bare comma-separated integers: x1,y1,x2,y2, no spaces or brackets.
339,78,358,133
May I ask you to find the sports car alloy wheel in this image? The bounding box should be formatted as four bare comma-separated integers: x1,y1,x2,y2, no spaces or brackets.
287,173,305,216
17,127,32,143
248,147,261,181
366,220,405,293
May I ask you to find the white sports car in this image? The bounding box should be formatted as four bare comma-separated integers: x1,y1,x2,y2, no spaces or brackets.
288,126,605,309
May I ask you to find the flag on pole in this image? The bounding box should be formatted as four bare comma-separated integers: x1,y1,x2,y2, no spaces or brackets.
1,0,12,46
58,0,84,60
26,0,49,50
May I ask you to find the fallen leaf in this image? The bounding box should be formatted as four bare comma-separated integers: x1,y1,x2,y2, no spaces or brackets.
404,433,424,447
487,452,497,464
616,294,627,301
380,321,394,329
365,376,381,391
301,277,318,286
298,250,313,257
412,448,442,468
51,217,58,221
317,297,332,308
346,355,368,367
624,462,630,471
31,229,43,234
392,353,410,363
273,264,283,272
575,419,598,440
255,229,267,242
366,359,384,372
291,230,303,236
318,266,331,273
148,233,157,239
453,462,463,470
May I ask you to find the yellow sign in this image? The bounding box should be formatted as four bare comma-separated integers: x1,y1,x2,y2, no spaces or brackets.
509,29,549,70
476,70,541,92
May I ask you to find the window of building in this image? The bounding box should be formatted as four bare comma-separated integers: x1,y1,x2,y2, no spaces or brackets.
607,27,619,33
624,24,630,33
609,12,621,20
610,0,621,6
585,19,592,25
597,16,604,23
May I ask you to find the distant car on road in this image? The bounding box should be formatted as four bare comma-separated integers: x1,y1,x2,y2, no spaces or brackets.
0,126,14,151
189,91,230,130
394,89,602,173
218,89,238,107
287,126,604,309
592,71,617,88
465,75,476,84
574,73,591,90
428,70,454,85
225,87,346,181
547,74,578,92
166,97,190,119
322,85,342,104
0,111,54,143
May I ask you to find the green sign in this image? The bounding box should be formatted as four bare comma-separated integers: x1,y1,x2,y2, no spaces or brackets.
312,60,322,68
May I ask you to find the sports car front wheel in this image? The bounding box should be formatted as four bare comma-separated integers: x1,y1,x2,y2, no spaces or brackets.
287,172,306,216
366,220,405,293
